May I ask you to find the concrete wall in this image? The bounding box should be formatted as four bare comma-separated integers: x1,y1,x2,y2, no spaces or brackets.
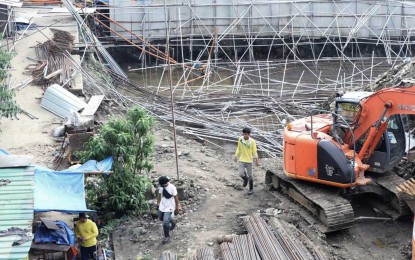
108,0,415,42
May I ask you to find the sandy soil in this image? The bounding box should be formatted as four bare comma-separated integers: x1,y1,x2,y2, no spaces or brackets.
0,8,78,166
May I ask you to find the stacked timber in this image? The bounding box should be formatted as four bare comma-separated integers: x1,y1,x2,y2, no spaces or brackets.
49,28,75,52
30,29,76,87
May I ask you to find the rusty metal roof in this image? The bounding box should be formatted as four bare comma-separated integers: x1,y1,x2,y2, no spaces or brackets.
0,166,35,260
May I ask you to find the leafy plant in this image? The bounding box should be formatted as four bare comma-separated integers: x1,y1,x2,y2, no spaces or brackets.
0,50,19,119
79,107,155,219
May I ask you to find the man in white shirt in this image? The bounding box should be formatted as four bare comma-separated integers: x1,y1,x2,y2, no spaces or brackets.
157,176,179,244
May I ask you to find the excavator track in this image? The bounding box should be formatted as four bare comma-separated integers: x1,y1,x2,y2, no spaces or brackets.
266,170,354,233
397,178,415,213
366,173,411,218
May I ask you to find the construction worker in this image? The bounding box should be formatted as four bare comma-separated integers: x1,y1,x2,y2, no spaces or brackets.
234,127,259,195
157,176,179,244
75,213,99,260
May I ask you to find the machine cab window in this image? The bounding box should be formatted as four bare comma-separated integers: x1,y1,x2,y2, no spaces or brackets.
336,102,360,125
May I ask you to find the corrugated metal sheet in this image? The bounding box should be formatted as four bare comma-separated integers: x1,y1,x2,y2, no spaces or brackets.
40,84,87,118
0,166,35,260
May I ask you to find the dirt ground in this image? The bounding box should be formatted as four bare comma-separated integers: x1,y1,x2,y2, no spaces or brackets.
112,127,414,260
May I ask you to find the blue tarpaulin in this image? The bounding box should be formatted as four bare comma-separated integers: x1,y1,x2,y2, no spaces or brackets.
34,220,75,245
34,157,112,212
1,147,112,213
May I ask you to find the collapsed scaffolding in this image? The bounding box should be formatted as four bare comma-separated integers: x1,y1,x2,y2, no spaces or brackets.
68,0,415,157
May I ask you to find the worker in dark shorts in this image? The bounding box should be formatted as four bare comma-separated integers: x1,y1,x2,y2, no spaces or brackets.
157,176,179,244
234,127,259,195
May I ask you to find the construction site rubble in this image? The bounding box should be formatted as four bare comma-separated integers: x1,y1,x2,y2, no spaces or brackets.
4,0,415,259
26,28,79,89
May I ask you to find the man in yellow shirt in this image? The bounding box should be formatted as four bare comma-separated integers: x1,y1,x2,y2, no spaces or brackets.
234,127,259,195
75,213,99,260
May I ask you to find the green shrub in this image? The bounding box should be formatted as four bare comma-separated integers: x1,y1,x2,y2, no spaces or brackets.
0,50,18,119
79,107,155,219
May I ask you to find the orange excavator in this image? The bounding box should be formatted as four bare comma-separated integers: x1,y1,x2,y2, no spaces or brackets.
266,86,415,232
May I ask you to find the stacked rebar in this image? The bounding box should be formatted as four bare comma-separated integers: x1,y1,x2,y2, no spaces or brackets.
220,234,261,260
194,247,215,260
269,218,321,260
243,214,290,260
159,251,177,260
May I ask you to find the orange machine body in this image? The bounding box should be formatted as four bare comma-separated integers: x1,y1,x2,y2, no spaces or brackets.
283,86,415,188
283,114,364,188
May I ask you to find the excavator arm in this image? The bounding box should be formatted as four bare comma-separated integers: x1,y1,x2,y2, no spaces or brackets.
346,86,415,161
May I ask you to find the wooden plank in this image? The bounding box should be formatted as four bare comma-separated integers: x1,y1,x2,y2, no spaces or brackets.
0,155,31,168
81,95,104,116
40,218,60,230
31,242,70,251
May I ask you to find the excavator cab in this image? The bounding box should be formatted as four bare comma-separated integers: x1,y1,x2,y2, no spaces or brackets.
334,93,406,174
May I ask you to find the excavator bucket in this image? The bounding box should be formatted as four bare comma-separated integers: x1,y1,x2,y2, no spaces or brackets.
397,178,415,213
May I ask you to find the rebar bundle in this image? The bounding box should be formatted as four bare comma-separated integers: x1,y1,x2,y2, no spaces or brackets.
243,214,320,260
221,234,261,260
194,247,215,260
159,251,177,260
269,218,324,260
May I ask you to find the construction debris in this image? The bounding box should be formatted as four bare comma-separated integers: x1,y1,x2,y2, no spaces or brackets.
66,132,94,164
48,28,75,52
80,95,104,117
40,84,86,118
365,60,415,91
0,227,33,246
31,29,77,87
